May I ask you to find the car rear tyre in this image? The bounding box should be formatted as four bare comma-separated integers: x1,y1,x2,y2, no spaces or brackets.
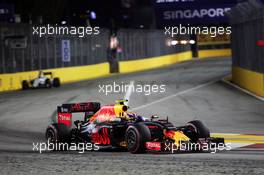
45,79,52,88
53,78,61,87
45,123,71,150
186,120,210,138
22,80,29,90
125,123,151,154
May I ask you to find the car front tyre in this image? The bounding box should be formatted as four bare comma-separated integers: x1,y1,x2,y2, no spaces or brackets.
125,123,151,154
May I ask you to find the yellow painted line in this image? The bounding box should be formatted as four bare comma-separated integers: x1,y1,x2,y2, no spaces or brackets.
211,133,264,144
211,134,264,139
225,140,264,144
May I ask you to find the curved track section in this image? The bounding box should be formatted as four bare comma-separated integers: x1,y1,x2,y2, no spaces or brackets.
0,57,264,174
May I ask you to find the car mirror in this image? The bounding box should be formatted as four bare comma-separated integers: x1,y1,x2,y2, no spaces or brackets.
151,115,159,121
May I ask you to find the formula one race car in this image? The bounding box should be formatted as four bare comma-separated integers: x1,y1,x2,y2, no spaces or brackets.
22,71,60,90
45,100,225,153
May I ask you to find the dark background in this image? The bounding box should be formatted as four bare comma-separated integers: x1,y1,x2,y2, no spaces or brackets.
1,0,263,29
0,0,154,29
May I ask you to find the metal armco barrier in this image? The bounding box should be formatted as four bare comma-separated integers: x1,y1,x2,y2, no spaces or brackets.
117,29,190,61
227,0,264,73
227,0,264,97
0,23,110,73
0,23,191,74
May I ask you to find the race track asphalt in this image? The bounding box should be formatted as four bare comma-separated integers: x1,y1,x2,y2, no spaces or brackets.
0,57,264,175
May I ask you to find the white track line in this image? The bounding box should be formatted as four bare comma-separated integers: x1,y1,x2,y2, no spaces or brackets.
124,80,134,106
222,77,264,101
132,80,217,110
228,143,252,150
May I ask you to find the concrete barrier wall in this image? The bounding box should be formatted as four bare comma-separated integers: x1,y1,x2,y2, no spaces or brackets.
119,51,192,73
198,49,231,59
227,1,264,98
0,49,230,93
232,67,264,97
0,62,109,92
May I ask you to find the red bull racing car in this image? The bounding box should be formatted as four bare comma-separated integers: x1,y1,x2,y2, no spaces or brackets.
45,100,225,153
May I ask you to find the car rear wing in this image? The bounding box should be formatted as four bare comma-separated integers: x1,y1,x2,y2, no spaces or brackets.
43,72,52,75
57,102,100,127
57,102,100,113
